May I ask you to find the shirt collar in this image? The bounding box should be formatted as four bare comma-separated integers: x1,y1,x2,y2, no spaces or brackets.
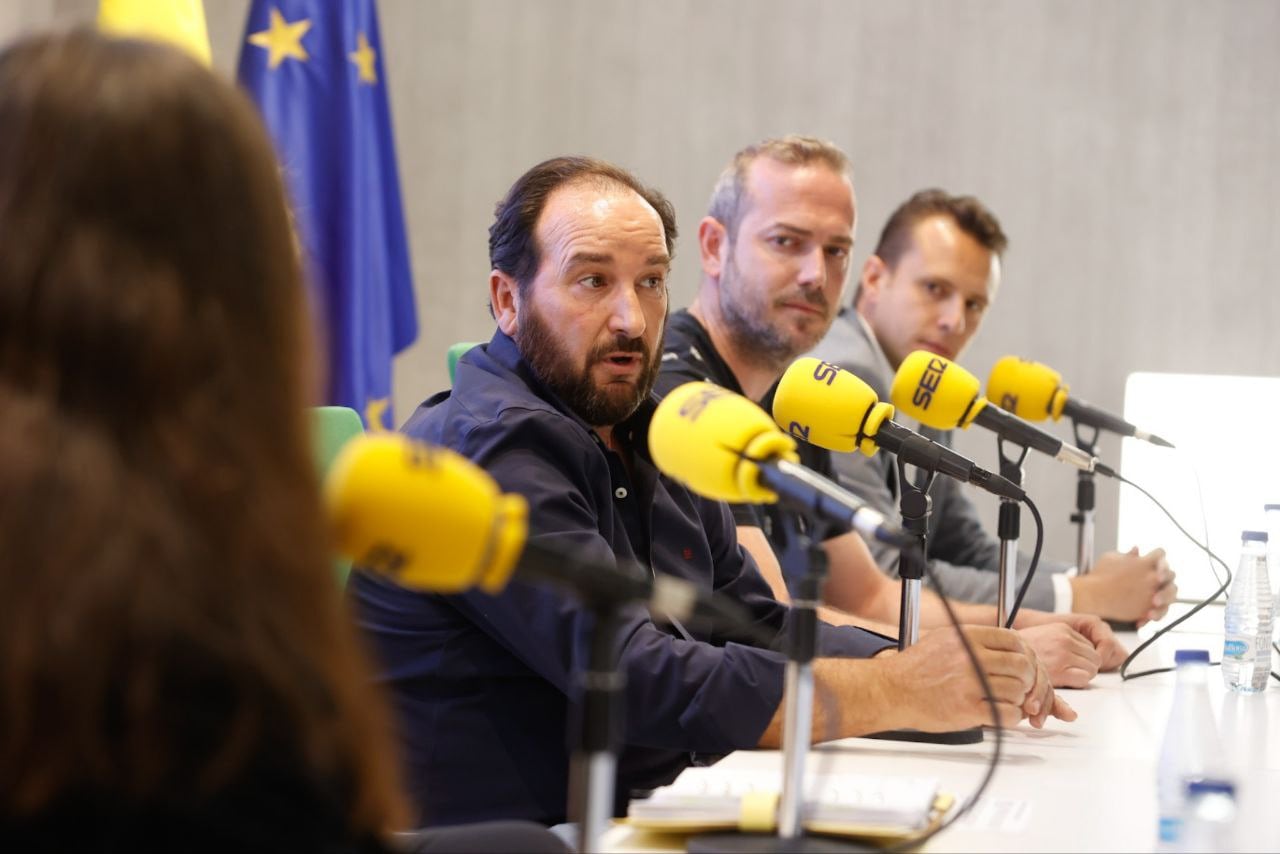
666,309,747,397
485,328,659,459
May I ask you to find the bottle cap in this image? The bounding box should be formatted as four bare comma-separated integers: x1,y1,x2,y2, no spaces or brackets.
1186,779,1236,798
1242,530,1268,543
1265,503,1280,512
1175,649,1210,664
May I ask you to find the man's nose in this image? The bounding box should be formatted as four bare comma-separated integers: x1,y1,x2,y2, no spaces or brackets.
938,295,966,335
797,246,828,291
608,285,646,339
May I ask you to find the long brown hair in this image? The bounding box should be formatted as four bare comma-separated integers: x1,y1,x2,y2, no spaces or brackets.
0,30,406,831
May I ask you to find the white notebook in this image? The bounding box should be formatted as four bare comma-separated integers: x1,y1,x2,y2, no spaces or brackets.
626,767,943,833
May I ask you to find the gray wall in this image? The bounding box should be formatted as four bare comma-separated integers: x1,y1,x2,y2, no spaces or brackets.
9,0,1280,566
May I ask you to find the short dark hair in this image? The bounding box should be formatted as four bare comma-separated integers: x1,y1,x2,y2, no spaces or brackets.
488,156,677,298
874,189,1007,270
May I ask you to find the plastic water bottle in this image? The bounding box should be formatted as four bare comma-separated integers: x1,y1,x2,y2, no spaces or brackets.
1156,649,1220,846
1177,779,1237,852
1223,530,1273,693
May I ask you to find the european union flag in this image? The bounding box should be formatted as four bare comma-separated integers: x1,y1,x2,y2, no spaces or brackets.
237,0,417,430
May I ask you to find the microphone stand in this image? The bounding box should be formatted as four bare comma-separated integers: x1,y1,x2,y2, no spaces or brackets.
1069,421,1101,575
895,457,933,650
995,437,1030,628
1068,422,1137,630
865,457,982,745
777,530,826,843
569,603,625,854
693,527,877,852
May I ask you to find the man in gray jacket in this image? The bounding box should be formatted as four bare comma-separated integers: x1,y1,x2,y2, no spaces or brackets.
809,190,1176,625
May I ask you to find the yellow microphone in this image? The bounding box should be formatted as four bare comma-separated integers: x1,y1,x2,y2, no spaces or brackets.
648,380,799,503
650,382,913,548
325,433,527,594
773,358,1024,500
326,433,757,627
890,351,1105,473
771,358,894,457
987,356,1174,447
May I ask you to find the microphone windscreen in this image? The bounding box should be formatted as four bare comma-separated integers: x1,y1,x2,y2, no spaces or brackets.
650,381,798,503
986,356,1068,421
324,434,528,594
773,357,894,456
890,350,986,430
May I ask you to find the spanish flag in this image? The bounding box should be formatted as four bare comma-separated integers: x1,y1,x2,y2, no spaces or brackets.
97,0,212,66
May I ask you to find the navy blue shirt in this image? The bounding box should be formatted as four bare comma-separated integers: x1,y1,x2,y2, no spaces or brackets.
349,331,892,827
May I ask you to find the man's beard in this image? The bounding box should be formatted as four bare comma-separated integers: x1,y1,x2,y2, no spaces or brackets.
718,248,830,370
516,301,661,427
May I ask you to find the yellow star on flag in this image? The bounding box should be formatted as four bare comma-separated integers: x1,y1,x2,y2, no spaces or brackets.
364,397,390,431
247,7,311,70
349,32,378,84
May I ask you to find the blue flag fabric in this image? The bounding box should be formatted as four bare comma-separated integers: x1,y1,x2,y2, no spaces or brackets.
237,0,417,430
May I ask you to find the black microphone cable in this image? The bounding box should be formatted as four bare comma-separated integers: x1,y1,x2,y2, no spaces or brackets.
1111,472,1233,680
1183,458,1279,683
791,523,1003,850
1002,493,1045,629
1188,461,1227,590
881,560,1005,852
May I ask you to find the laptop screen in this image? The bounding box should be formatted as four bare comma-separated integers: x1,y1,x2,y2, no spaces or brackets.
1117,372,1280,602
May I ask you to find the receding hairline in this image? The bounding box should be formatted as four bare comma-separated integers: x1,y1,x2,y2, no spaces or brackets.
707,135,854,241
534,175,672,255
739,156,854,223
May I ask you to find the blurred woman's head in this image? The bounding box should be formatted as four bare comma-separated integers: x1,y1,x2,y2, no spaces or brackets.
0,29,403,836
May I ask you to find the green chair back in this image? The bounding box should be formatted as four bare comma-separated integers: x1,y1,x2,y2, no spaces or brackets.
447,341,482,384
311,405,365,586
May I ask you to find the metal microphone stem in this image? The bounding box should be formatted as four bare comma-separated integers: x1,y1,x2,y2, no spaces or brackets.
862,458,981,745
1070,422,1100,575
572,605,624,854
777,547,824,841
995,438,1029,628
897,484,930,650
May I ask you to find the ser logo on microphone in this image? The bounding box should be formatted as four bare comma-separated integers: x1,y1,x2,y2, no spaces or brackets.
404,440,443,470
999,393,1018,412
676,385,725,422
912,357,948,410
786,421,810,442
812,360,841,387
357,543,408,579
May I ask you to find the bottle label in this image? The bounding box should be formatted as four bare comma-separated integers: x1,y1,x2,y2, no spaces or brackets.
1223,638,1252,660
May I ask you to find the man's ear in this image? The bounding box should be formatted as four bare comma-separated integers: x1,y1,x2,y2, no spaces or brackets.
857,255,888,311
697,216,729,280
490,269,520,336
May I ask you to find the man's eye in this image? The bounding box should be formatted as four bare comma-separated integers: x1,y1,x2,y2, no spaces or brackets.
640,275,666,291
922,281,943,295
770,235,796,248
826,246,849,259
578,275,606,288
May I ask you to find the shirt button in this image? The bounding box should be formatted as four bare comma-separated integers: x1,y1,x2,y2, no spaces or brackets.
614,487,628,499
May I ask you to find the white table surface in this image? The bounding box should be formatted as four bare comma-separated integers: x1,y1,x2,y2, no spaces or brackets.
603,602,1280,852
